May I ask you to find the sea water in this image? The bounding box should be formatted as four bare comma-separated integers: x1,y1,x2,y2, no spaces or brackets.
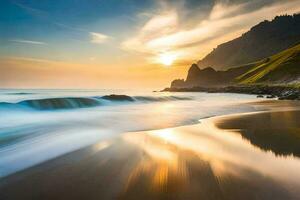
0,89,257,177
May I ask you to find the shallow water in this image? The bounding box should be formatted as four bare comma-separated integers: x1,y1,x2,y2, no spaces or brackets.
1,109,300,200
0,89,257,177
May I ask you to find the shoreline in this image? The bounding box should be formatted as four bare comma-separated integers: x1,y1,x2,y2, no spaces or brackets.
162,85,300,100
0,92,262,178
1,100,300,200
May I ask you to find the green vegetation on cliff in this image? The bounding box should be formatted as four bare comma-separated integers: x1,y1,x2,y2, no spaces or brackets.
170,14,300,90
236,44,300,84
171,43,300,88
197,14,300,70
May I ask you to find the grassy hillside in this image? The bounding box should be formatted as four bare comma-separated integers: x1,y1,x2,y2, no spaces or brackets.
170,43,300,89
197,14,300,70
236,43,300,85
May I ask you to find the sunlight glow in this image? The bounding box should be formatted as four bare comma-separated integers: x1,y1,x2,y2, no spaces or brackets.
158,53,177,66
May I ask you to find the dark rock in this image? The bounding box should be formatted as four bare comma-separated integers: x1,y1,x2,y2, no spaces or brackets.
101,94,134,101
278,92,299,100
266,95,276,98
171,79,185,88
162,85,300,101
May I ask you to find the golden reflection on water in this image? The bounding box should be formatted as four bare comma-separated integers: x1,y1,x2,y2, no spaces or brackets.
122,130,189,193
2,110,300,200
121,115,300,198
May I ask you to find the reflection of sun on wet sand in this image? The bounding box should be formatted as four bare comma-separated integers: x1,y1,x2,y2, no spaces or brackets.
1,101,300,200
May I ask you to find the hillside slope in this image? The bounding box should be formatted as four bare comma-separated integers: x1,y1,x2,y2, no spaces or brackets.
236,44,300,84
171,44,300,88
197,14,300,70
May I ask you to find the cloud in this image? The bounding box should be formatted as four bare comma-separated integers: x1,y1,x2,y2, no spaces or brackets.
121,0,300,64
90,32,110,44
121,11,178,54
10,39,47,45
141,11,178,35
209,2,245,20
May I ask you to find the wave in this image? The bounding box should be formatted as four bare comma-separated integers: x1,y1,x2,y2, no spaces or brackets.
7,92,35,95
134,96,192,102
101,95,192,102
19,97,101,110
0,94,192,110
0,97,101,110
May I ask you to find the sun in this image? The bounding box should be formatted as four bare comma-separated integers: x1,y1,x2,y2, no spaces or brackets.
159,53,177,66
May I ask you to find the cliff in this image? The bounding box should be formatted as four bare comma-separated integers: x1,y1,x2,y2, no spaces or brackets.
197,14,300,70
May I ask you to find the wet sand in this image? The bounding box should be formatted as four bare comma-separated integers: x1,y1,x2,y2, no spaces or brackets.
1,100,300,200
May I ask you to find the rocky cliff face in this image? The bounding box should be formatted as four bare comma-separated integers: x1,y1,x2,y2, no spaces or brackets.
171,79,185,88
197,14,300,70
170,43,300,89
171,63,253,88
170,14,300,89
185,66,219,87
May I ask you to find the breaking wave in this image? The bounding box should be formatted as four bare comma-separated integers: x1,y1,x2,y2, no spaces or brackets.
0,95,192,110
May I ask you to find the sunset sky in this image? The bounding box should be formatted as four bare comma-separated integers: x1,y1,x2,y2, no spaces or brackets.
1,0,300,89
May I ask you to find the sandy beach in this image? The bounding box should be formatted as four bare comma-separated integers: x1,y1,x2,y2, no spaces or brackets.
2,1,300,199
0,100,300,200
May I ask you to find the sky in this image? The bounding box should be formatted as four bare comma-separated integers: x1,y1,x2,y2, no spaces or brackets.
1,0,300,89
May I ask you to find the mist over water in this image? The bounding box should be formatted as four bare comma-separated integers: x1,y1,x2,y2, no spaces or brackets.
0,89,257,177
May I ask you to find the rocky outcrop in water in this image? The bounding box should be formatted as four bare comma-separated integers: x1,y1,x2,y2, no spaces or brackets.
101,95,134,101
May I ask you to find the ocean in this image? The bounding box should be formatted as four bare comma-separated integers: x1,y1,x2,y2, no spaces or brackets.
0,89,257,177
